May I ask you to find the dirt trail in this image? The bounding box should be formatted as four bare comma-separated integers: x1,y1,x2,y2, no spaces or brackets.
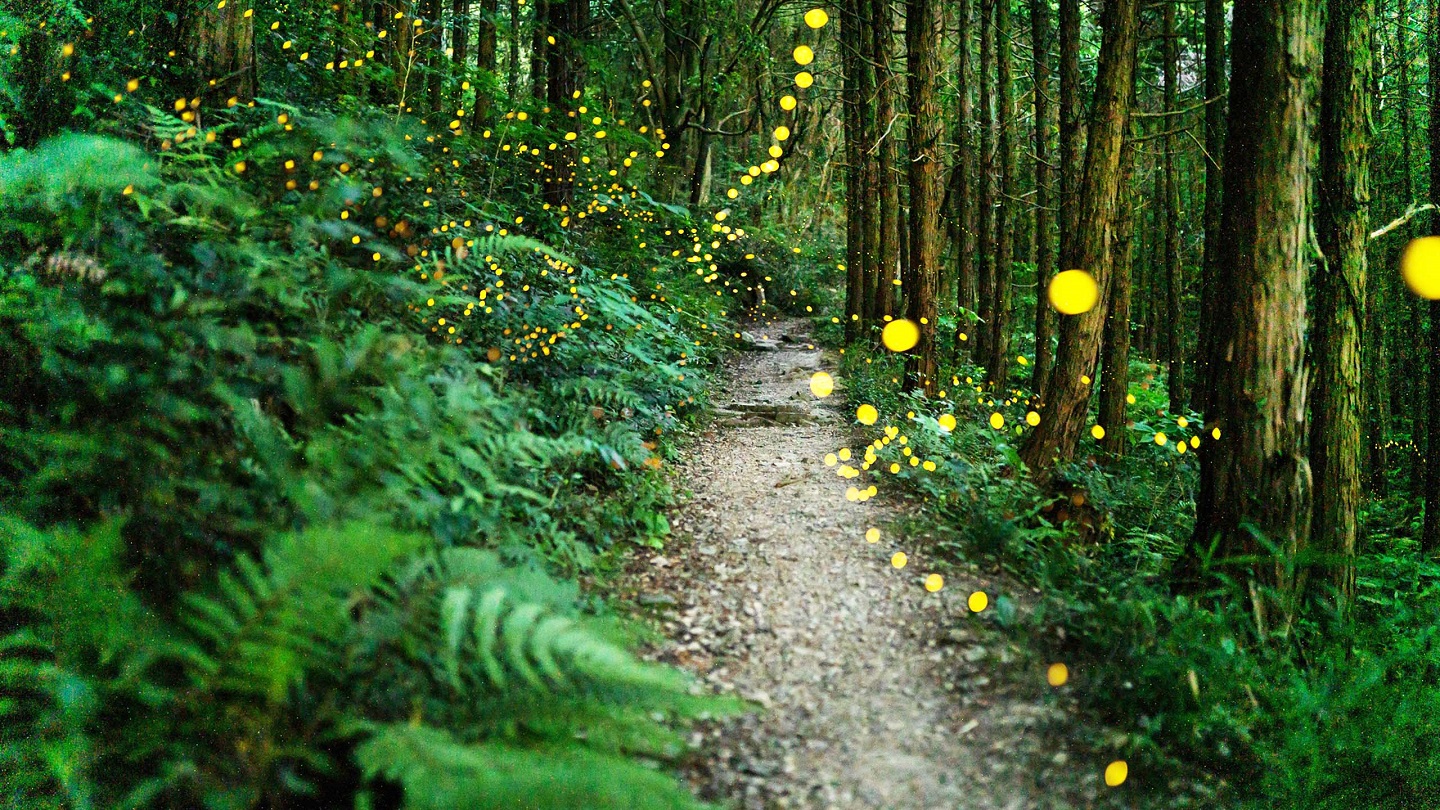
629,319,1128,809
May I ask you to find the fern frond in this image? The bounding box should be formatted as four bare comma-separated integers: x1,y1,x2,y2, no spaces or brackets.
355,723,712,810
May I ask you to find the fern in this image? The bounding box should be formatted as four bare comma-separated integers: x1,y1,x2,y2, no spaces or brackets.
355,723,713,810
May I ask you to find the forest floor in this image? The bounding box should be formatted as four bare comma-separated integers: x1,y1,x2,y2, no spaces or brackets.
621,318,1148,809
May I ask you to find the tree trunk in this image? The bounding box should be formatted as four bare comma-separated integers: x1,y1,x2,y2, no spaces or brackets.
905,0,944,394
843,0,866,343
1196,0,1227,411
184,0,257,104
952,0,977,342
1312,0,1373,605
508,0,521,98
453,0,471,110
1058,0,1083,274
859,1,880,325
874,0,899,322
1189,0,1319,619
1424,0,1440,552
988,0,1016,389
1100,130,1138,456
1031,0,1056,391
1020,0,1139,470
426,0,444,112
477,0,498,119
1163,0,1186,411
975,0,997,367
543,0,586,208
531,0,548,98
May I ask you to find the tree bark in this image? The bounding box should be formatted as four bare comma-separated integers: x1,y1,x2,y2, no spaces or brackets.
1031,0,1056,391
1312,0,1373,604
843,0,866,343
1424,0,1440,552
476,0,498,119
874,0,899,322
183,0,257,103
905,0,944,393
975,0,997,367
1189,0,1319,618
531,0,548,98
988,0,1016,389
542,0,586,208
1163,0,1186,411
952,0,977,343
1020,0,1139,470
1196,0,1227,412
1057,0,1083,275
1100,129,1138,456
453,0,471,110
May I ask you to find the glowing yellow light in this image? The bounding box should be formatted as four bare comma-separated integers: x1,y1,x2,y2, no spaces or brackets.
924,574,944,592
857,404,879,425
795,71,814,88
1047,269,1100,315
1402,236,1440,299
810,371,835,398
968,591,988,612
804,8,830,28
793,45,814,65
1047,663,1069,687
881,318,920,352
1104,761,1128,787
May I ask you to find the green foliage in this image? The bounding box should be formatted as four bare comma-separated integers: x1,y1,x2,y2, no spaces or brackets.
836,343,1440,807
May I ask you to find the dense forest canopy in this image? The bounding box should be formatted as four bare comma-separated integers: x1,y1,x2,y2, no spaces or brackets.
4,0,1440,806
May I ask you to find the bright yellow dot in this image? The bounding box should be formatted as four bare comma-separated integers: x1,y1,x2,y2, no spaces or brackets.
989,412,1004,430
924,574,944,592
857,404,879,425
881,318,920,352
891,552,908,569
1212,427,1222,440
793,45,814,65
773,125,791,141
968,591,988,612
804,8,830,28
865,527,880,543
1091,424,1106,440
1154,432,1168,446
1126,393,1136,405
1026,411,1041,426
938,413,957,432
1402,236,1440,299
1104,760,1128,787
1177,441,1188,455
1047,663,1069,687
1190,436,1200,448
780,94,797,111
810,371,835,398
824,453,838,466
795,71,814,88
1047,269,1100,315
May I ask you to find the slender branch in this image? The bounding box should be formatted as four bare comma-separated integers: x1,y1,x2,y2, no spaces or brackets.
1369,202,1436,241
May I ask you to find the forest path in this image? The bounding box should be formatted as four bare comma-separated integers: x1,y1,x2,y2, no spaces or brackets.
628,318,1122,809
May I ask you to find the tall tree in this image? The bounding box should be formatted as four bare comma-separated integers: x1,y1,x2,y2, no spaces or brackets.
951,0,977,344
842,0,867,343
542,0,586,208
1099,124,1139,456
975,0,997,366
1424,0,1440,552
1020,0,1140,470
476,0,499,119
1163,0,1186,411
1312,0,1374,604
1190,0,1319,621
988,0,1017,388
453,0,472,109
183,0,257,103
873,0,900,321
1057,0,1083,278
905,0,944,393
858,3,881,322
1195,0,1227,410
1031,0,1057,390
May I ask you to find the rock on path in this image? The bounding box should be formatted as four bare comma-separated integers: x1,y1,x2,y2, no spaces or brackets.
629,319,1144,809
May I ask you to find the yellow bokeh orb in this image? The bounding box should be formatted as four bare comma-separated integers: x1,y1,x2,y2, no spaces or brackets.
938,413,957,432
924,573,944,592
865,527,880,543
989,412,1004,430
795,71,815,88
1047,269,1100,315
1026,410,1041,426
968,591,988,612
1402,236,1440,299
780,94,798,111
1047,663,1069,687
773,125,791,142
1091,424,1106,440
804,8,829,28
809,371,835,398
793,45,814,65
857,403,879,425
1104,760,1128,787
881,318,920,352
891,552,908,569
